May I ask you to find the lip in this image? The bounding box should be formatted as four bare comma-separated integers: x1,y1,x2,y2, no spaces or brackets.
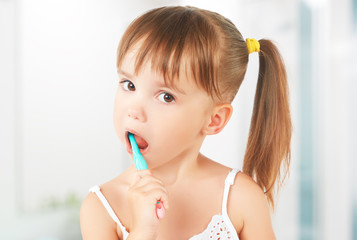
125,129,150,156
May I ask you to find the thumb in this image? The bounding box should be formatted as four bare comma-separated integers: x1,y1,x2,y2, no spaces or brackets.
132,169,152,185
137,169,152,178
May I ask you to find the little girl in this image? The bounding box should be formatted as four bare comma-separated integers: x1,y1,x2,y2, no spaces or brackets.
80,6,291,240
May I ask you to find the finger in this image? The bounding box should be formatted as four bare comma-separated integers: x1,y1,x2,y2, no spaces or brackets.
131,170,152,186
129,177,167,200
137,169,151,178
149,188,169,206
135,181,168,196
132,181,168,200
134,176,164,189
158,191,169,209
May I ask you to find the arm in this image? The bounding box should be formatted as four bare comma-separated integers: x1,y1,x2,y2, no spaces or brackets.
80,170,168,240
229,172,276,240
80,193,121,240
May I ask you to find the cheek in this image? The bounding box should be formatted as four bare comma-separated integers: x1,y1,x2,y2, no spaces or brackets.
154,105,208,146
113,92,126,140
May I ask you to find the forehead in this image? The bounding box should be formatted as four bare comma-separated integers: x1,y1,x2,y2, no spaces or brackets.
118,43,199,93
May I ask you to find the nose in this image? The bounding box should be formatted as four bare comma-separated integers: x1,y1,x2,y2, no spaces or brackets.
127,102,147,122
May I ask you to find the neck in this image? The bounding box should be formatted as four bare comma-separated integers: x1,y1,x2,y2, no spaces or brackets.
152,151,205,186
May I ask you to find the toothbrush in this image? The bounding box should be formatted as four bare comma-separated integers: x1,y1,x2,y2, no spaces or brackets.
128,133,165,219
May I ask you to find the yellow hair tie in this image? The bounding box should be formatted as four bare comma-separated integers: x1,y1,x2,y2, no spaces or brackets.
246,38,260,54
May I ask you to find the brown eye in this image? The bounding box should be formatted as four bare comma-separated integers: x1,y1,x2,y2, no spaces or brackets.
122,80,135,91
158,92,175,103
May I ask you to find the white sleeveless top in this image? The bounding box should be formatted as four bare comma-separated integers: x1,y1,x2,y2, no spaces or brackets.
89,168,240,240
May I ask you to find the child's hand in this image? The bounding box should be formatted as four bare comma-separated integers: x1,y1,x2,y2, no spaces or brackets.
127,170,169,239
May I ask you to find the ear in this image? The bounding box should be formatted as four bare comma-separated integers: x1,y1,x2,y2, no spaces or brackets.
204,103,233,135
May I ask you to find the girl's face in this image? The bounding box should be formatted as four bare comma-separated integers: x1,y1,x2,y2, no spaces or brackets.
114,46,215,168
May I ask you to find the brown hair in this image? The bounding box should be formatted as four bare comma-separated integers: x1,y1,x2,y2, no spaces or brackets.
116,6,291,208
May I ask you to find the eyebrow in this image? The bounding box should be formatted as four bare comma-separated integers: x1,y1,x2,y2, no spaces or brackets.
157,81,187,95
117,69,135,80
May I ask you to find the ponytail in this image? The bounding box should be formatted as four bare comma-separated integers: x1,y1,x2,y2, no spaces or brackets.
243,39,292,208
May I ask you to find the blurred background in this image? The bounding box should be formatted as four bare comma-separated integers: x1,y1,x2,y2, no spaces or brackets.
0,0,356,239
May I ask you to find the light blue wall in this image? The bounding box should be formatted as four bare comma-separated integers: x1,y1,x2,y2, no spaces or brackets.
299,2,315,239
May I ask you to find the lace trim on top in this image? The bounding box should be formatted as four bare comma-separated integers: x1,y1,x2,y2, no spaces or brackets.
189,214,237,240
90,168,240,240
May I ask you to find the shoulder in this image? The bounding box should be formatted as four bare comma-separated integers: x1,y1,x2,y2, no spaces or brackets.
80,190,120,240
227,171,276,240
80,172,132,240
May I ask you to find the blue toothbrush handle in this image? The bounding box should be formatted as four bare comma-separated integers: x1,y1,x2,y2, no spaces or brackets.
128,133,148,170
128,133,165,219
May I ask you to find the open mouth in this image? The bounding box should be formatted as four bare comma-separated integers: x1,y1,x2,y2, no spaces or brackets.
126,131,149,154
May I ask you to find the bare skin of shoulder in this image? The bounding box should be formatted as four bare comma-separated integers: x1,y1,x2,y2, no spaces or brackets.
80,154,275,240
